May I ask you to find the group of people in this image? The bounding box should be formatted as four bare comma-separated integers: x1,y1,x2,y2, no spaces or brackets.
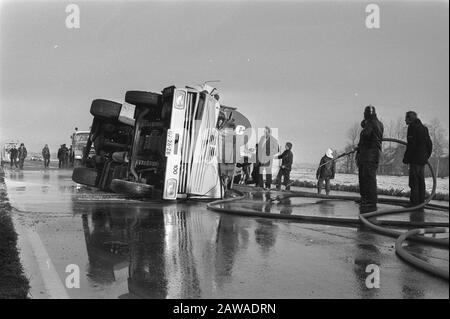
253,105,432,213
243,126,294,191
355,106,432,212
57,144,74,168
314,105,432,212
8,143,28,170
7,143,75,170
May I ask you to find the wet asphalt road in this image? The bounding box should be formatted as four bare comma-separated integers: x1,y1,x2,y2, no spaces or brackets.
3,164,449,299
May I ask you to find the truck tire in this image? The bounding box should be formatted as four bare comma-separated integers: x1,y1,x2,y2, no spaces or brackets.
72,167,98,187
90,99,122,119
125,91,161,108
110,179,154,198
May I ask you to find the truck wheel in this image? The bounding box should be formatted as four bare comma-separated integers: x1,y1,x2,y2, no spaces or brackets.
90,99,122,119
125,91,161,107
72,167,98,187
110,179,154,198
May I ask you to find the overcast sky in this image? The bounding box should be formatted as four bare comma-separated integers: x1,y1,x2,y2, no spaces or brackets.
0,0,448,163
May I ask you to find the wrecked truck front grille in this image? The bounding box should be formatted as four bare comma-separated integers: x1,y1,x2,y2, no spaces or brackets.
176,92,219,197
177,92,197,194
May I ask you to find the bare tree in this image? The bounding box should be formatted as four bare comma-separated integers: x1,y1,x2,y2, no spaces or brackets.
393,117,407,141
345,123,361,173
347,123,361,147
427,119,449,178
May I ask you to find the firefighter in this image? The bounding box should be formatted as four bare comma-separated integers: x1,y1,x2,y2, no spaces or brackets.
402,111,433,208
355,105,384,212
275,142,293,191
316,148,335,195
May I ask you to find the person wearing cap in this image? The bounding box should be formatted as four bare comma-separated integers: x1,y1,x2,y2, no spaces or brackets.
355,105,384,211
17,143,28,170
275,142,294,191
403,111,433,208
316,148,335,195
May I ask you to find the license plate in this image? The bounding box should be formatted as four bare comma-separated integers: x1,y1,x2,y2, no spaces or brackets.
165,129,174,156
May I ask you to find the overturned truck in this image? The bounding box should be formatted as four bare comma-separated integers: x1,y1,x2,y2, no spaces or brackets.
72,84,252,200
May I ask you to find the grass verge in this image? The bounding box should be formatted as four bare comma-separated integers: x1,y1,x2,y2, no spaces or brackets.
0,169,30,299
288,180,449,202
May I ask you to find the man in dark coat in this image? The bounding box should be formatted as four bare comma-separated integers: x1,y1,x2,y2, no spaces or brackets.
251,144,263,187
9,146,18,168
355,105,384,211
275,142,293,191
316,148,336,195
57,145,64,168
403,111,433,207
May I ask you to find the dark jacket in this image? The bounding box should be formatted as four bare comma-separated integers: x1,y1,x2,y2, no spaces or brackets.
42,147,50,159
9,148,18,159
18,146,27,160
277,150,293,171
403,119,433,165
57,147,67,160
316,155,335,179
356,117,384,165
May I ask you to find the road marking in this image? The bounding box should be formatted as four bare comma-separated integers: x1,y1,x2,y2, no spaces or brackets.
26,229,69,299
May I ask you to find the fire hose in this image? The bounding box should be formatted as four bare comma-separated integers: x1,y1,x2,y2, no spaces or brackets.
207,138,449,280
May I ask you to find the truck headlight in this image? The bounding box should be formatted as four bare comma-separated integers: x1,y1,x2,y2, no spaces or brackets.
174,91,186,109
165,178,177,198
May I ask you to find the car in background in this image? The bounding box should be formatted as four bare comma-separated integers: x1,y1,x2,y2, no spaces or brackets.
30,155,43,161
72,84,252,200
71,130,96,167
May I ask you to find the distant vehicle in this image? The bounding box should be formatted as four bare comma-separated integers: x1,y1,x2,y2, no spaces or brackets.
1,141,20,166
71,130,95,167
30,155,43,161
72,84,252,200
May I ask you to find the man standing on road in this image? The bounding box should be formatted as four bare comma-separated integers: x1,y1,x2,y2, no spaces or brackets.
9,146,18,169
258,126,279,189
316,148,335,195
63,144,69,168
275,142,293,191
42,144,51,168
355,105,384,212
68,145,74,167
403,111,433,209
17,143,27,170
57,145,64,168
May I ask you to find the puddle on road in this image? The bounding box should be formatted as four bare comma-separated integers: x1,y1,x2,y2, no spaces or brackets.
4,168,449,299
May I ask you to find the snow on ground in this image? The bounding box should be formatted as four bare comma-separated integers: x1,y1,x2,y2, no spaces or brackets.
290,168,449,194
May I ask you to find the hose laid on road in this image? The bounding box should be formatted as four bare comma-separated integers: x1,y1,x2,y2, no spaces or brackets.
395,228,449,280
207,138,449,280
